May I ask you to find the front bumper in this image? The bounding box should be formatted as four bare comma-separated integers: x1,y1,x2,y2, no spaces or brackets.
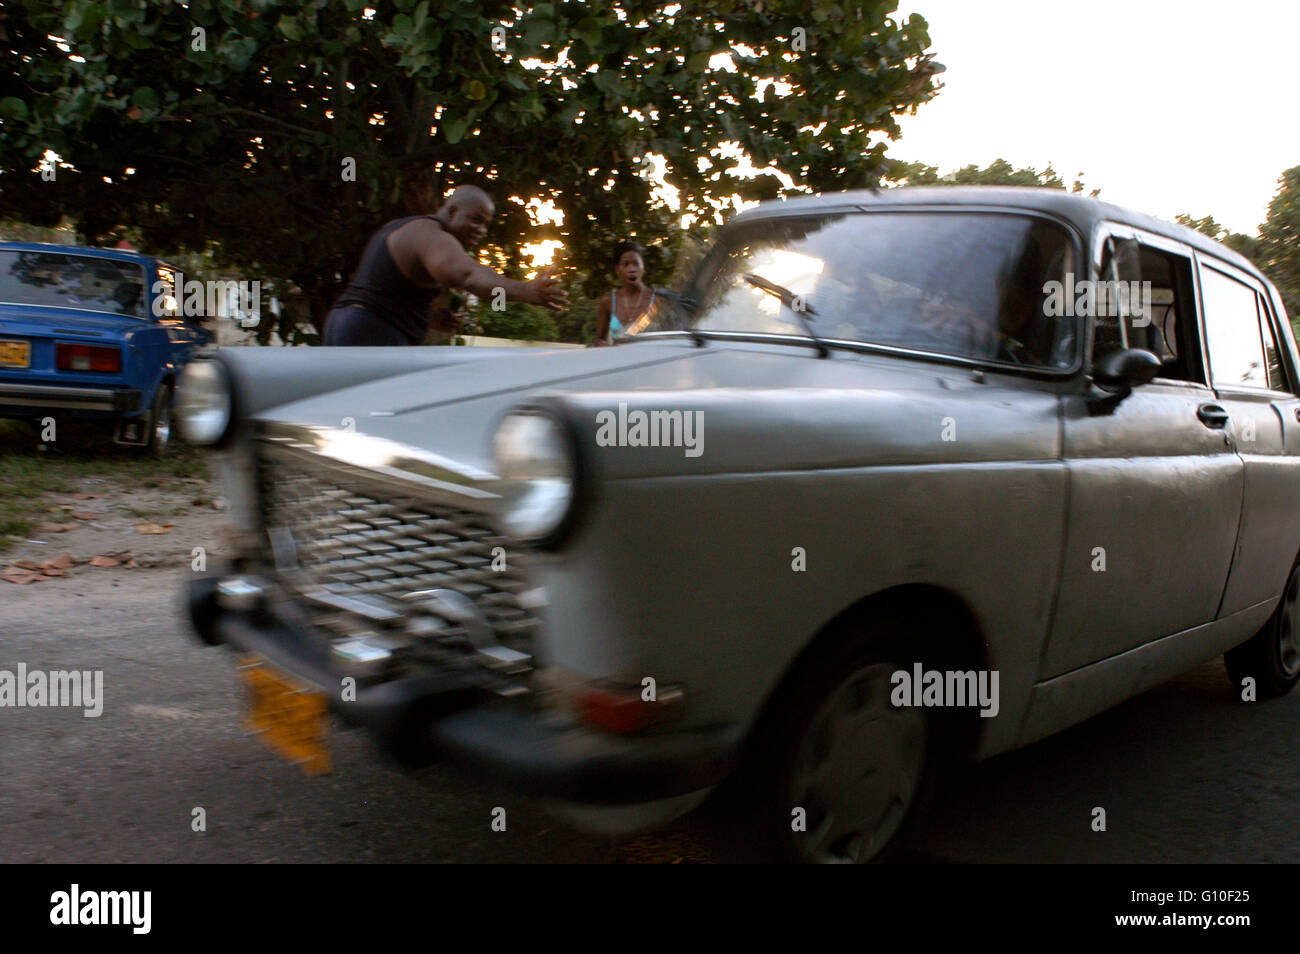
0,382,141,415
187,576,740,805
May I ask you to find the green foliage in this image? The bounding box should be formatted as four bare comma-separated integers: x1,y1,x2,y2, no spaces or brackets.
1173,213,1260,261
0,218,78,243
0,0,943,340
888,158,1099,195
1257,166,1300,327
1177,168,1300,333
470,299,558,341
1174,213,1226,238
550,292,599,344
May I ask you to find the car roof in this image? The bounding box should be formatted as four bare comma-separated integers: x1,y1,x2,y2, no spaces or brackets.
734,185,1263,279
0,241,155,265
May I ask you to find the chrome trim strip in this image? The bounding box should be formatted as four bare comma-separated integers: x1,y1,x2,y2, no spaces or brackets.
298,585,404,623
0,384,118,410
0,383,119,400
258,422,500,507
629,330,1079,378
0,398,114,410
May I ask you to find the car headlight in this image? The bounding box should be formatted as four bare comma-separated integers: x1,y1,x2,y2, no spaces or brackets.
176,359,233,446
492,409,576,544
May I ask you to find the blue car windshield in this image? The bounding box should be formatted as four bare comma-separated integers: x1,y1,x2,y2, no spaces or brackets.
0,250,148,319
636,210,1079,369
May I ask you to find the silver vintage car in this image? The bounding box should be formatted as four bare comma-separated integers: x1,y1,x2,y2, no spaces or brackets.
179,186,1300,863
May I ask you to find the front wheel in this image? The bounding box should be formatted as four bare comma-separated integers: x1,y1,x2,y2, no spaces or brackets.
743,616,945,863
1225,561,1300,699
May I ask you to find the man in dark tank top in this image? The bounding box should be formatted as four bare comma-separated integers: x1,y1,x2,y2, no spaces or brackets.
324,185,569,345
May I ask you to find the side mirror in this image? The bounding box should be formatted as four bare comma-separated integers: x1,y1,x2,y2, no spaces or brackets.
1094,347,1161,391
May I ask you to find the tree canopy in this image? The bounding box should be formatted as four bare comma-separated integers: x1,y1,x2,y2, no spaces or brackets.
1257,166,1300,324
0,0,943,341
1173,213,1259,260
886,157,1099,195
1179,166,1300,332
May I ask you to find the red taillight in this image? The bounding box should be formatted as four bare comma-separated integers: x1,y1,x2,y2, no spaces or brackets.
56,343,121,373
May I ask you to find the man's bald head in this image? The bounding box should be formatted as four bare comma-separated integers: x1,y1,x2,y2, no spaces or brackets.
436,185,495,249
443,185,494,213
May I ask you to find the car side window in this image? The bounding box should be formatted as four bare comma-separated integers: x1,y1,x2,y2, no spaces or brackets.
1095,237,1203,384
1200,265,1271,390
1258,298,1287,391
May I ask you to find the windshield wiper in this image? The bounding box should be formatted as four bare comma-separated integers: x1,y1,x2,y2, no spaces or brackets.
742,273,829,358
650,288,706,347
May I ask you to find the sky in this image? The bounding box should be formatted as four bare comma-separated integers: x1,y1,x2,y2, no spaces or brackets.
891,0,1300,235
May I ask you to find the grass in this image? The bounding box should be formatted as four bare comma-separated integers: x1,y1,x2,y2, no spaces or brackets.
0,419,210,550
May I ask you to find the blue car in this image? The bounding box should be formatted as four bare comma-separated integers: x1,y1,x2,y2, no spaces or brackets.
0,242,213,455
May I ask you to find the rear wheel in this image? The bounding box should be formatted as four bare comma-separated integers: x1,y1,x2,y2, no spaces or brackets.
139,384,172,458
1225,561,1300,699
742,614,952,863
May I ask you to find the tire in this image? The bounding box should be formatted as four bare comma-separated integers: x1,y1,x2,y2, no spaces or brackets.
740,613,959,863
139,384,173,458
1225,560,1300,699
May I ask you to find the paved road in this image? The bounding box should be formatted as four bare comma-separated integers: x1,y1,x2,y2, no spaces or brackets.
3,566,1298,863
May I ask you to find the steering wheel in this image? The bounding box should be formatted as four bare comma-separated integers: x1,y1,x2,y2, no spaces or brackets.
994,329,1029,364
909,294,1025,364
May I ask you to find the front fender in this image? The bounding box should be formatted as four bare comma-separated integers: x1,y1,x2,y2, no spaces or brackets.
522,383,1064,758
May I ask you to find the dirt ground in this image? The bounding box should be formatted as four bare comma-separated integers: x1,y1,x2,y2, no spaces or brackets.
1,472,234,592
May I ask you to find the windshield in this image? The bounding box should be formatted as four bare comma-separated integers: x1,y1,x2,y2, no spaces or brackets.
637,211,1078,369
0,250,148,319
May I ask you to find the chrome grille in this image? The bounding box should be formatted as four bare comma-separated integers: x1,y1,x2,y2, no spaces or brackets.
258,445,542,678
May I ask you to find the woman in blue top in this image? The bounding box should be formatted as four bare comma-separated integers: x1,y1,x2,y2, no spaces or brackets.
593,240,656,346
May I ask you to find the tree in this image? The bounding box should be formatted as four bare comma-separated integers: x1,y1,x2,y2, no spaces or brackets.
1176,168,1300,330
471,298,558,342
0,0,943,341
1173,213,1259,261
887,158,1099,195
1257,166,1300,324
0,218,77,244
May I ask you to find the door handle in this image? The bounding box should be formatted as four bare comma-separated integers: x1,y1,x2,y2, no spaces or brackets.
1197,403,1230,429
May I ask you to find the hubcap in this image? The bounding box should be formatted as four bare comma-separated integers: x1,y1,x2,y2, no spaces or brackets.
791,663,927,863
154,396,170,449
1277,570,1300,678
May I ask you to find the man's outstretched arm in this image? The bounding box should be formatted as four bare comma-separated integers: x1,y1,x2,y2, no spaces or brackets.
415,225,568,310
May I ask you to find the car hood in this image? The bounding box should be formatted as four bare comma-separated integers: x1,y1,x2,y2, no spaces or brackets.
0,305,146,338
253,338,1040,476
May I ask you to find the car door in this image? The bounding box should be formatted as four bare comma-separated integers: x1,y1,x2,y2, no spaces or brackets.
1042,225,1243,678
1196,255,1300,616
